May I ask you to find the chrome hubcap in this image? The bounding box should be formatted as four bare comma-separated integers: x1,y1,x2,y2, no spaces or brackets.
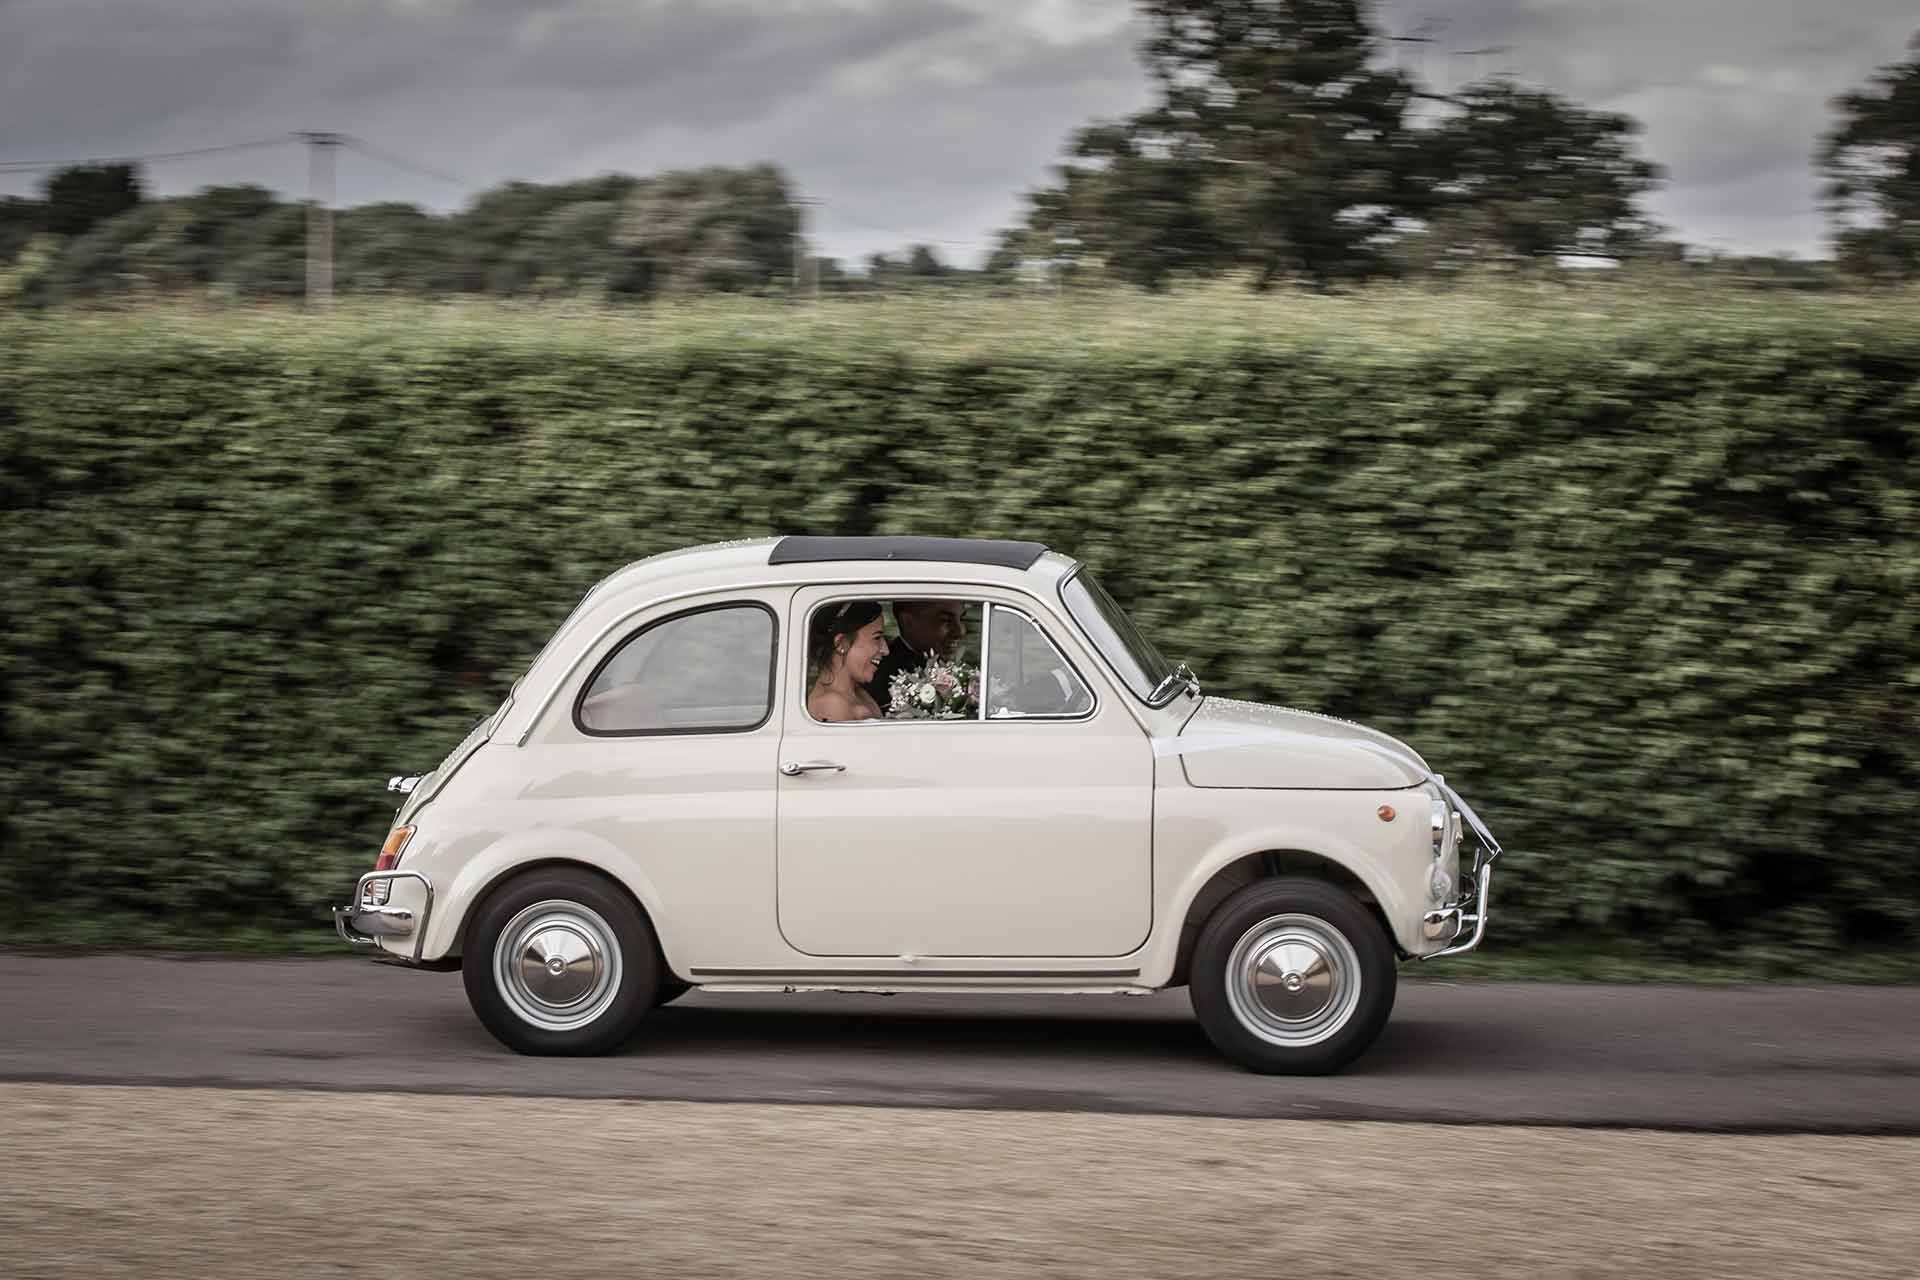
1225,914,1361,1047
494,900,623,1032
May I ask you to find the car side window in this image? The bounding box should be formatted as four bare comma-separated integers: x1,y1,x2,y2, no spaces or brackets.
577,604,775,735
985,606,1094,719
806,597,984,723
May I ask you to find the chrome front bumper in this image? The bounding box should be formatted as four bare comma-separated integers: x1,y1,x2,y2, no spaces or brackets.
333,870,434,964
1414,776,1502,962
1417,855,1494,961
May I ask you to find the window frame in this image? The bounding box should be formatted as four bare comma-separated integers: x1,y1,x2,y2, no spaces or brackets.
1057,562,1178,708
572,599,779,739
798,590,1098,727
981,602,1099,723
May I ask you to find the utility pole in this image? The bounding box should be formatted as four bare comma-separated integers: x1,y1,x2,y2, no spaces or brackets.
792,197,819,301
296,131,342,305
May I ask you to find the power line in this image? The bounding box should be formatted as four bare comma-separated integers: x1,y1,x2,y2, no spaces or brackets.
338,135,469,188
0,135,291,174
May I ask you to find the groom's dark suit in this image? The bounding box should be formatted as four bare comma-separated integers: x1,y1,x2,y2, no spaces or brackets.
865,637,928,713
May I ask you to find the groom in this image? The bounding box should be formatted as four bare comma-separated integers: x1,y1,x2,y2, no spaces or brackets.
868,599,969,712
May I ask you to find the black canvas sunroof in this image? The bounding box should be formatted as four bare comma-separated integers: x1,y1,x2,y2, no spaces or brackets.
768,536,1049,570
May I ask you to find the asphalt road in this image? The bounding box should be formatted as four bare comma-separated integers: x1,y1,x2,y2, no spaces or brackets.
3,954,1917,1133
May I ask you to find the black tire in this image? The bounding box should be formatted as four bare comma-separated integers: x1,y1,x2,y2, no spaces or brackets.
461,867,658,1056
1189,877,1396,1075
655,979,693,1006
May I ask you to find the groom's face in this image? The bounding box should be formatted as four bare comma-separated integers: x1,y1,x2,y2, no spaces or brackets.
897,602,967,658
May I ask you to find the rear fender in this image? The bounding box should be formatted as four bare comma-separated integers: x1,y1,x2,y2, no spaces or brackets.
419,827,672,965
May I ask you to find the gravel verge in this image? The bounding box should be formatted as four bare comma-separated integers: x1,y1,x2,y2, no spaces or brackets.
3,1083,1914,1279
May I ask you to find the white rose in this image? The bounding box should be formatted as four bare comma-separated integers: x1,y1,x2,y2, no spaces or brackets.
917,683,936,706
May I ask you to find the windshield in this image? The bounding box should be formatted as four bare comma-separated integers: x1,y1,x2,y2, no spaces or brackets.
1060,568,1175,703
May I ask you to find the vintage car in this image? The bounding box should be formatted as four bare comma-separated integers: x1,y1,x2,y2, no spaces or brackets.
335,536,1500,1074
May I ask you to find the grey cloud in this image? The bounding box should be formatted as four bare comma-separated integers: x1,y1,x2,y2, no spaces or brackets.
2,0,1918,261
0,0,977,146
506,1,975,98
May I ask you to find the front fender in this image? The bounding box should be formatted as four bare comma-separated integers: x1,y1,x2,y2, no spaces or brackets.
1140,794,1429,985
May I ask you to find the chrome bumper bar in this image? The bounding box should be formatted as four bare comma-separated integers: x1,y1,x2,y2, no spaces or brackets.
333,869,435,964
1417,853,1495,961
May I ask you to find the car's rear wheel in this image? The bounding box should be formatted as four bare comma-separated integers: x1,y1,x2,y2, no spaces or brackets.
1190,877,1396,1075
462,867,658,1055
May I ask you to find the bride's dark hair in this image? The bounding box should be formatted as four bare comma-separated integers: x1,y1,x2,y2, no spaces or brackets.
809,599,884,681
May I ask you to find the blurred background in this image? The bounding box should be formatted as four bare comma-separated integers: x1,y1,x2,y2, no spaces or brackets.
1,0,1917,978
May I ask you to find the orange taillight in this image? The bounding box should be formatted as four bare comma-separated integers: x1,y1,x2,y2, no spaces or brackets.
375,824,415,871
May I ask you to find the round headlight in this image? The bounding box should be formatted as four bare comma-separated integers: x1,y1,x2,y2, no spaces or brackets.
1429,863,1454,903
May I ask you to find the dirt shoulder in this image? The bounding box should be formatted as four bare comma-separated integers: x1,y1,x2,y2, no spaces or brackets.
2,1083,1915,1279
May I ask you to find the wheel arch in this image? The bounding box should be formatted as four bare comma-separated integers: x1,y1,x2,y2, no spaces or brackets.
449,858,657,953
1167,848,1400,987
423,830,677,974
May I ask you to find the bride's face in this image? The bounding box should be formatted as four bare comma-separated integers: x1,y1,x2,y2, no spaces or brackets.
840,618,889,683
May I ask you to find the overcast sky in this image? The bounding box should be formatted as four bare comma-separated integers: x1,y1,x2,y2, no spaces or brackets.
1,0,1913,265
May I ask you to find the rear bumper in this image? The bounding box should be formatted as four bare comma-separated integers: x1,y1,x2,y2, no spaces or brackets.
333,870,435,964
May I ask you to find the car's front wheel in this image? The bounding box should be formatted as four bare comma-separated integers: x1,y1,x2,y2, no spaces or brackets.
1190,877,1396,1075
461,867,658,1055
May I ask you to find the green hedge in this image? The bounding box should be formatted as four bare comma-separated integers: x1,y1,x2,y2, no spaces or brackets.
2,288,1916,962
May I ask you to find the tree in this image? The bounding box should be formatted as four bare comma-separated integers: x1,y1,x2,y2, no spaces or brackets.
34,185,308,299
1027,124,1229,290
981,228,1026,279
42,163,143,238
1406,78,1663,269
811,256,850,291
500,198,630,296
15,166,803,303
448,175,642,294
612,165,796,295
0,197,44,264
906,243,947,277
1021,0,1420,288
1820,35,1920,277
1015,0,1667,289
334,202,453,294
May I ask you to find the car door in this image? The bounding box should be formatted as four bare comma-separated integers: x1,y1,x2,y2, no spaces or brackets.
775,584,1153,958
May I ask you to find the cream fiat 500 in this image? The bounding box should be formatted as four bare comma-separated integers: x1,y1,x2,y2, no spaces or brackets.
335,536,1500,1074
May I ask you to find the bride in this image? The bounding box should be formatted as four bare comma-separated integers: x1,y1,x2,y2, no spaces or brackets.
807,601,889,722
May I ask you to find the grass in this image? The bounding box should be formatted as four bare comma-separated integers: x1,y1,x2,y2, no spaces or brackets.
8,276,1920,369
1422,942,1920,985
1,915,348,957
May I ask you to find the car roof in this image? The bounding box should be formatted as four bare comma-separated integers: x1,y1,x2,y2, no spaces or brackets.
767,535,1049,570
587,537,1072,605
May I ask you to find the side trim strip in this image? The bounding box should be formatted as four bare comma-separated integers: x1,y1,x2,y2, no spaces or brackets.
689,966,1143,980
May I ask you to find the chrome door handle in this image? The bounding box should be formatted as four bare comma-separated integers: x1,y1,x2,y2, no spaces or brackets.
780,760,847,776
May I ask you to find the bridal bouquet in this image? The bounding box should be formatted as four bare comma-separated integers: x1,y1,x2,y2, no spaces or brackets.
887,656,980,719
